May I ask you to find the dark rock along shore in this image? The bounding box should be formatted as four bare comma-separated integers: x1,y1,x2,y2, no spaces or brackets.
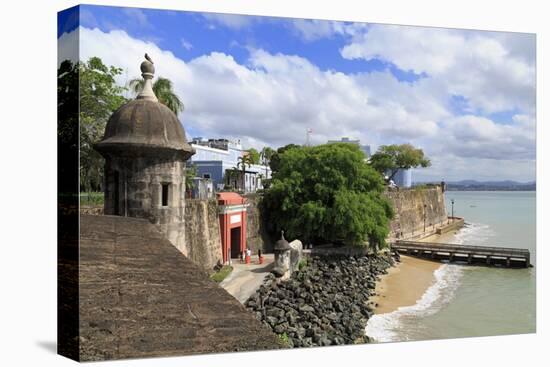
245,254,396,348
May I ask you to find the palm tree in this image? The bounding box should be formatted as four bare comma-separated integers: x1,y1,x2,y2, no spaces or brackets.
185,164,198,192
224,168,240,190
236,155,253,193
129,77,184,114
260,146,275,178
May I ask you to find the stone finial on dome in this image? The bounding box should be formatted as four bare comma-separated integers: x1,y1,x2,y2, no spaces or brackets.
137,53,158,102
274,230,291,252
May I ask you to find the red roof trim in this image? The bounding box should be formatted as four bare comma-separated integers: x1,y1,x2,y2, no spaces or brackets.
217,192,245,205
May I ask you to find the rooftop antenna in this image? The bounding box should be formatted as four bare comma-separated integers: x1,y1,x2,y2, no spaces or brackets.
305,127,312,146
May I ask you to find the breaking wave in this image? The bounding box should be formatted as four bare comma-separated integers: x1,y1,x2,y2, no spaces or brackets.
365,222,492,342
453,222,495,246
365,263,463,342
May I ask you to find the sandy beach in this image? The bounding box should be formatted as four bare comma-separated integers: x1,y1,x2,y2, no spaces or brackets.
371,255,441,314
417,229,460,244
371,229,462,315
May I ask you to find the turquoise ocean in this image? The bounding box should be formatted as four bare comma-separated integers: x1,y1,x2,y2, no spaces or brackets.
366,191,536,342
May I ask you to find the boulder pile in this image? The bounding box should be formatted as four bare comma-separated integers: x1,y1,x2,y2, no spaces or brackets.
245,254,395,347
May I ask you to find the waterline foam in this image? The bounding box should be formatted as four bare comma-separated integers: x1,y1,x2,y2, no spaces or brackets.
365,263,463,342
365,222,492,342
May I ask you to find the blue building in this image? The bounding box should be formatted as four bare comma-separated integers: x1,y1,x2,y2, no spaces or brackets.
392,169,412,188
188,138,271,193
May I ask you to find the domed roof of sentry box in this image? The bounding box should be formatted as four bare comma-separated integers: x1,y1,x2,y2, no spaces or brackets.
95,54,195,160
274,230,291,252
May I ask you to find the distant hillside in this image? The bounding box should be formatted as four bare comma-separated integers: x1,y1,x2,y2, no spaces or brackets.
414,180,536,191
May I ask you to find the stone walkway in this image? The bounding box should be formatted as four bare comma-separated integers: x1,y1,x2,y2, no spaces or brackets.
220,254,275,304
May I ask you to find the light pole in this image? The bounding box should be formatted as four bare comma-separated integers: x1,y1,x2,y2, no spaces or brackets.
423,204,427,233
451,199,455,222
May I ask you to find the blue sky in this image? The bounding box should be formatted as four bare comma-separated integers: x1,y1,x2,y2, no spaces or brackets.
60,5,425,81
58,5,536,182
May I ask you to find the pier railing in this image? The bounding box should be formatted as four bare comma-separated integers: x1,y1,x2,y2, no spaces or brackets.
391,240,531,268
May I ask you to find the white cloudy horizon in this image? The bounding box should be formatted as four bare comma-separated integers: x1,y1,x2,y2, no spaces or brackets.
58,14,536,183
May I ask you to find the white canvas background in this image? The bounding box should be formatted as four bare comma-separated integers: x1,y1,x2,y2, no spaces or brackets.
0,0,547,366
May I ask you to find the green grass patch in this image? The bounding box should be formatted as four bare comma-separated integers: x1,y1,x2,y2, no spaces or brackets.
210,265,233,283
80,192,104,205
298,257,309,271
278,332,290,346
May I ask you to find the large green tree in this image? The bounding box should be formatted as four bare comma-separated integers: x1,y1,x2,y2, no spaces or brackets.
76,57,128,192
369,144,431,180
129,76,184,114
262,143,394,249
268,143,301,173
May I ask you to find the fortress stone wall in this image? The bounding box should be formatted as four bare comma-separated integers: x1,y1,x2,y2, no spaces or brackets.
73,215,281,361
79,186,448,268
78,199,223,270
184,199,223,270
385,186,448,240
243,194,272,254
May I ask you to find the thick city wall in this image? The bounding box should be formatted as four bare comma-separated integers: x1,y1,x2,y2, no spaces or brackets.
78,186,449,267
385,186,449,240
184,199,223,270
243,194,273,253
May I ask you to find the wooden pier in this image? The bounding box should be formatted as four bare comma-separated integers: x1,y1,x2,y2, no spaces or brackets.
391,240,531,268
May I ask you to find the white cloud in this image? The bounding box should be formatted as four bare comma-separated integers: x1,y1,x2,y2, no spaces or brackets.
121,8,152,29
438,115,535,160
80,8,99,28
290,19,346,41
180,37,193,50
58,26,535,181
340,25,536,115
73,27,444,144
57,28,78,65
289,19,368,42
413,154,535,183
201,13,259,30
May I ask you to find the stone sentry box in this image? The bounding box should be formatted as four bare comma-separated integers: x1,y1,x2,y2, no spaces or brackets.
272,231,303,280
95,54,195,254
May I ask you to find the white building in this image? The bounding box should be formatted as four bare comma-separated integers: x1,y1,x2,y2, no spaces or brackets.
189,138,271,193
327,137,372,158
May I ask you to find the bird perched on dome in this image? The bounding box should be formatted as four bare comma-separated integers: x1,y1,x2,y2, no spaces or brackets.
145,53,154,64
